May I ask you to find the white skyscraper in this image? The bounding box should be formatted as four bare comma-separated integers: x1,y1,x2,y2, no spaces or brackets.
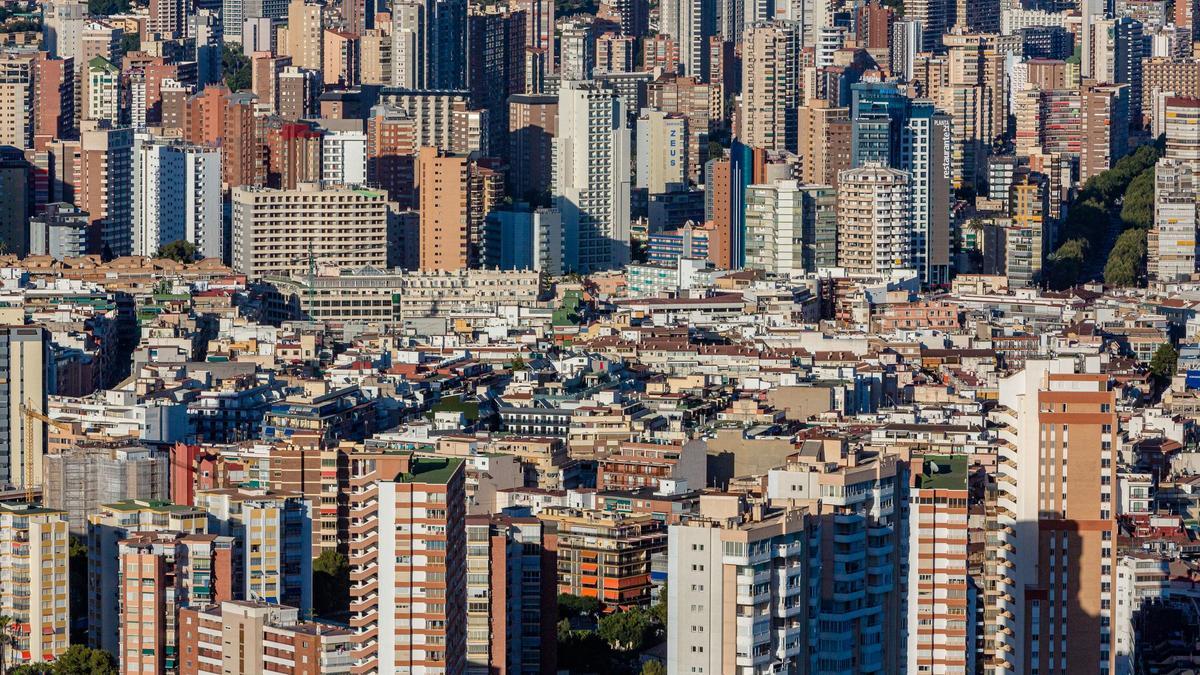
659,0,716,77
836,163,913,276
388,0,466,88
42,0,88,60
1150,97,1200,282
133,140,223,260
553,80,631,273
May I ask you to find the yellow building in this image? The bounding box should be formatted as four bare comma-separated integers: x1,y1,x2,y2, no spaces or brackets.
0,504,69,665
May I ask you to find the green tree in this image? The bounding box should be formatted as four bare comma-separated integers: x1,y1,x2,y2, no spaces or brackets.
558,593,601,619
1150,343,1179,383
1045,238,1089,290
117,32,140,57
222,43,251,91
642,661,667,675
313,550,350,618
649,585,667,628
1120,167,1155,230
87,0,129,15
598,607,655,651
1059,199,1108,244
9,665,54,675
156,239,198,263
1104,228,1146,287
0,615,14,675
46,646,117,675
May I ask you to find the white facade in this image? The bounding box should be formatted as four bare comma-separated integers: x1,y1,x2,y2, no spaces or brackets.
133,140,223,260
659,0,713,77
86,59,120,125
745,180,804,276
666,508,809,675
322,128,368,185
42,0,88,60
636,109,688,193
390,1,422,88
836,163,913,276
553,80,631,273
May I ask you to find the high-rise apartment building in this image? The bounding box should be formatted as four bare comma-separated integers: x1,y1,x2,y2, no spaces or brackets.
1150,96,1200,281
905,454,973,674
0,327,49,489
347,453,467,674
990,363,1119,674
0,505,70,668
231,182,391,279
149,0,188,38
30,202,89,260
390,0,467,89
284,0,324,70
467,8,525,146
133,141,223,260
761,439,908,672
323,29,359,87
646,75,712,181
223,0,288,40
465,515,557,674
414,148,504,271
376,89,484,154
76,123,134,258
539,507,666,605
278,66,321,120
636,109,688,194
905,0,953,51
0,51,35,149
417,148,470,271
744,180,837,275
1142,58,1200,123
508,94,557,202
659,0,716,78
118,532,235,675
84,56,120,126
265,120,323,188
667,496,810,674
797,99,851,188
42,443,170,535
1006,172,1051,287
195,488,313,610
0,148,31,256
42,0,89,60
1080,81,1129,182
1089,17,1145,125
837,163,912,276
88,500,210,654
553,80,631,273
559,22,594,81
32,52,75,146
740,21,800,152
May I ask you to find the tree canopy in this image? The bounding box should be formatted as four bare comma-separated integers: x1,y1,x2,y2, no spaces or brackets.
222,43,251,91
598,607,657,651
1150,343,1179,382
13,646,118,675
313,549,350,618
157,239,198,263
1104,228,1146,288
1119,167,1155,230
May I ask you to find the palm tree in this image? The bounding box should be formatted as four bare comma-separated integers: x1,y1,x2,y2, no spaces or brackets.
0,615,14,675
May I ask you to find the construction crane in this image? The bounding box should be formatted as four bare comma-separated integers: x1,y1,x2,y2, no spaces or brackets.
21,401,73,504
